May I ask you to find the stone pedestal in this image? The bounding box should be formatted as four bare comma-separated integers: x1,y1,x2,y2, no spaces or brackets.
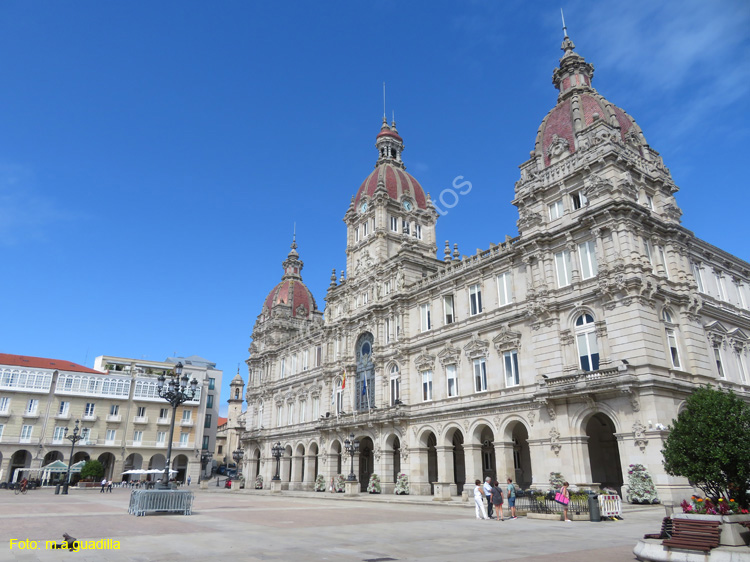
199,480,208,490
270,479,282,494
432,482,453,502
230,480,240,490
344,481,359,496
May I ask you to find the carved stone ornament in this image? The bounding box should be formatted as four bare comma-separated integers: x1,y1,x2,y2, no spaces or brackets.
295,304,308,317
537,398,556,421
633,421,648,452
463,335,490,360
517,209,543,231
373,445,382,462
549,428,561,456
414,351,436,371
436,423,443,436
622,388,640,412
527,411,536,427
354,250,374,276
437,344,461,366
558,329,574,346
493,325,522,354
463,419,470,434
583,394,596,410
546,134,570,160
583,172,614,199
401,444,409,461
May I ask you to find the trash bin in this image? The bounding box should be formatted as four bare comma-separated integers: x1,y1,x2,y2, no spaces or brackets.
588,492,601,522
55,484,61,495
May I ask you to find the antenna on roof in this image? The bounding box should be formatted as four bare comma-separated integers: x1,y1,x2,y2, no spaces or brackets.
383,82,386,119
561,8,568,38
293,222,296,242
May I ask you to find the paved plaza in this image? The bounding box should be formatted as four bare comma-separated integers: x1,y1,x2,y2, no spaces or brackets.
0,486,665,561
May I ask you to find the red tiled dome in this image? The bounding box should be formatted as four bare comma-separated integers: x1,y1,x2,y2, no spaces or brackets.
354,162,427,210
262,278,316,319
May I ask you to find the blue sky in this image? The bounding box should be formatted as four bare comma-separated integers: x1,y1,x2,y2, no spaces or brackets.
1,1,748,416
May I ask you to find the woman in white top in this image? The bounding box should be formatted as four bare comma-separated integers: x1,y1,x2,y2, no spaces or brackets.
473,479,489,519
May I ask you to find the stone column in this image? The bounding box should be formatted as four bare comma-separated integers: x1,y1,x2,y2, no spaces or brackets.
463,443,483,485
291,454,303,484
494,442,515,482
409,446,429,495
303,454,317,487
380,447,395,494
434,445,455,497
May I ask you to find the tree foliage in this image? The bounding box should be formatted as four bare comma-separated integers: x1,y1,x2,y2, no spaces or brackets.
662,385,750,505
80,459,105,481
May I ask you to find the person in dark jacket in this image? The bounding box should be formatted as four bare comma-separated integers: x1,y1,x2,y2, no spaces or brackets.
491,481,505,521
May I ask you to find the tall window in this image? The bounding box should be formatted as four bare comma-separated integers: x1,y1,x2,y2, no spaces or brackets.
571,191,588,209
390,216,398,232
20,425,33,443
204,413,212,428
643,239,654,272
736,282,747,309
280,358,286,378
555,250,573,287
443,295,455,324
548,199,563,220
53,426,66,443
312,397,319,419
179,433,188,446
385,317,392,343
291,354,297,374
578,240,598,280
415,224,423,240
736,353,748,383
257,401,264,428
402,219,410,235
692,264,704,292
315,346,322,367
181,409,191,422
276,405,283,426
469,284,483,315
420,303,432,332
300,400,306,423
715,273,727,301
303,349,309,371
287,404,294,425
157,431,166,445
133,430,143,444
137,406,146,417
208,377,216,390
84,402,95,417
473,358,487,392
203,436,210,450
714,345,725,378
106,429,116,443
658,246,670,279
390,365,401,406
0,397,9,413
207,395,214,409
421,370,433,401
575,313,600,371
662,309,681,369
109,404,119,416
59,401,70,416
446,364,458,397
503,350,520,387
159,408,169,420
497,272,512,306
80,428,91,444
25,399,38,415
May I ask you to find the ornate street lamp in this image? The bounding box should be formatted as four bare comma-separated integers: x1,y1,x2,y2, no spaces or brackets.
271,442,283,481
62,419,84,495
344,433,360,482
199,451,212,483
156,362,199,489
232,448,244,478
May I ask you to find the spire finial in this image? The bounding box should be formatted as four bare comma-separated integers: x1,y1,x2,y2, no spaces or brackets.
561,8,568,38
559,8,576,55
291,223,297,250
383,82,386,120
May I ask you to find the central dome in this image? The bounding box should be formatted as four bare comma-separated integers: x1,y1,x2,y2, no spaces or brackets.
354,118,428,210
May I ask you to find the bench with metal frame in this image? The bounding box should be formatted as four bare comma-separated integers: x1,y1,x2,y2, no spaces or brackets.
662,519,720,552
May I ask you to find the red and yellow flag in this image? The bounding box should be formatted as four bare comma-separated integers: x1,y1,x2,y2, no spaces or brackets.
341,369,346,389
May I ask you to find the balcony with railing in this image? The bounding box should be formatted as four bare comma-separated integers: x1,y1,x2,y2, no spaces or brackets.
106,414,122,423
133,416,149,424
179,419,194,427
157,417,170,425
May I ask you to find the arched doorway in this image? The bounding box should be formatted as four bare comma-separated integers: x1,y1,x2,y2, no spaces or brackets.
390,436,401,484
43,450,64,465
586,413,623,492
478,426,495,481
124,453,143,482
149,453,166,482
72,451,89,464
448,430,466,495
97,452,116,480
511,424,532,488
354,333,374,412
253,449,261,479
284,445,293,482
330,440,342,475
426,432,437,495
173,454,189,483
294,444,305,483
358,437,373,492
308,442,319,482
9,450,31,482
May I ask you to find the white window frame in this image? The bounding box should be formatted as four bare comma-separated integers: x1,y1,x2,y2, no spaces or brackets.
737,352,748,383
644,239,654,272
105,429,116,444
390,365,400,406
420,303,432,332
277,405,283,426
385,317,392,343
503,350,520,387
473,358,487,392
257,401,264,428
548,199,563,221
312,397,319,419
421,370,433,402
658,246,670,279
156,431,167,445
666,328,681,369
716,273,727,301
446,364,458,397
53,426,66,444
179,432,189,447
26,399,38,415
133,430,143,444
20,424,33,443
571,191,588,209
469,284,483,316
280,358,286,379
555,250,572,287
300,400,306,423
287,403,294,425
181,409,191,421
390,216,398,232
578,240,598,280
497,272,512,307
443,295,455,324
59,401,70,416
303,349,309,371
714,345,725,378
0,397,9,414
291,354,297,374
84,402,95,418
575,314,600,372
693,264,704,292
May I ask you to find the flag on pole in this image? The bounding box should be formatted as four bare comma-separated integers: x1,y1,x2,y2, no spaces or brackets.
341,369,346,389
362,376,370,411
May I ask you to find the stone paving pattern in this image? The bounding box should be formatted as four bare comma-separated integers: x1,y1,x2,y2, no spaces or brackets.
0,487,665,561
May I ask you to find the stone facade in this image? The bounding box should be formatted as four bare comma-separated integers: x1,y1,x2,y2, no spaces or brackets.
238,34,750,503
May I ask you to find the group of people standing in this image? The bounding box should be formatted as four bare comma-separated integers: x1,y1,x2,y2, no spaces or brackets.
473,477,518,521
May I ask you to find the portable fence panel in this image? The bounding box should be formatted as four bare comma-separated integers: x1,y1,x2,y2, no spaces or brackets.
128,489,194,516
598,494,622,517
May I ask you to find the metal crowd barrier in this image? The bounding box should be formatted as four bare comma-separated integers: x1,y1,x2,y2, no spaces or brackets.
598,494,622,518
128,489,194,516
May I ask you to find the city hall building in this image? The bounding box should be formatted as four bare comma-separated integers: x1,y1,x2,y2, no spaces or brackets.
237,34,750,503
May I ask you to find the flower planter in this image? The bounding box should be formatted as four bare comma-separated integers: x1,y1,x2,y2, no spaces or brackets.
674,513,750,547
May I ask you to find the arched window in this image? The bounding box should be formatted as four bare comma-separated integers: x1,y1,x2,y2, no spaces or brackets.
389,364,400,406
575,313,599,371
335,377,344,414
662,308,681,369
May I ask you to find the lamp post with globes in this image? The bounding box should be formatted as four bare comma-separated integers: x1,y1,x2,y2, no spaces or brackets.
232,448,244,480
156,362,199,489
344,433,360,482
61,419,84,495
271,442,283,480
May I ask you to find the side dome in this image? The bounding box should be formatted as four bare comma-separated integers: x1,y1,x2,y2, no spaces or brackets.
259,240,318,321
354,117,428,210
534,32,647,167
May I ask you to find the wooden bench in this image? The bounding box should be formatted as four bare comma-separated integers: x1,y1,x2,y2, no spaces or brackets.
644,517,673,539
662,519,720,552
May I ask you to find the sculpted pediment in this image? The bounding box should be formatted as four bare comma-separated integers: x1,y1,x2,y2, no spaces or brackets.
493,325,522,353
463,335,489,359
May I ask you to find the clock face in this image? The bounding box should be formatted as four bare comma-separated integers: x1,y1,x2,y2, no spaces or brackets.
402,200,413,211
360,202,368,213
